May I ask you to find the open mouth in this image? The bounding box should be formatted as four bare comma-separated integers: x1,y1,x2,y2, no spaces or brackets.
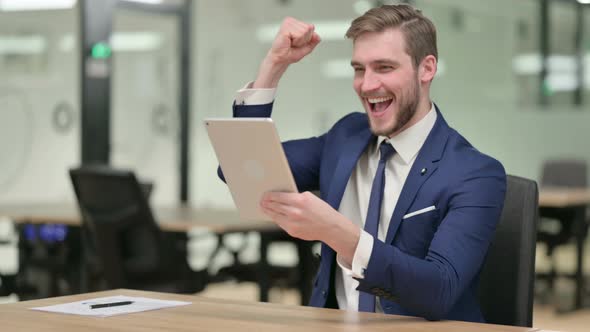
367,96,393,115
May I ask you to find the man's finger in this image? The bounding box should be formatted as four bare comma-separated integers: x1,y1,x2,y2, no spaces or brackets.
261,203,285,219
260,203,298,229
263,199,302,219
260,204,301,238
262,191,300,204
292,25,314,48
310,32,321,47
280,18,311,42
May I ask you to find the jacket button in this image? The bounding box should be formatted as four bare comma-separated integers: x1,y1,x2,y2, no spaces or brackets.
322,290,327,298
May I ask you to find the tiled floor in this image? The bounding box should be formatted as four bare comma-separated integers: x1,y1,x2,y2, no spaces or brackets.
534,304,590,332
533,242,590,331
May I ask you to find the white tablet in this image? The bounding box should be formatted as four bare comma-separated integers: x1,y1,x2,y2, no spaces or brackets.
205,118,298,221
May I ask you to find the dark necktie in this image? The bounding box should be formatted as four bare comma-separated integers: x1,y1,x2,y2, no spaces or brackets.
358,141,396,312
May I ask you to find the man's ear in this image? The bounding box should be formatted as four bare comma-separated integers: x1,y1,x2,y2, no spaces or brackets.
419,55,437,83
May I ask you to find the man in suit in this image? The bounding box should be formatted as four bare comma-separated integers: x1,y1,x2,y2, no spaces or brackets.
228,4,506,322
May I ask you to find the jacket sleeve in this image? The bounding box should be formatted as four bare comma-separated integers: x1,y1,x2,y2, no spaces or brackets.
356,158,507,320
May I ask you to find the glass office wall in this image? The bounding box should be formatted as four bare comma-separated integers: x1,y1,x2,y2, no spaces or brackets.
0,5,79,204
190,0,590,208
3,0,586,207
110,8,180,205
587,8,590,107
546,0,577,106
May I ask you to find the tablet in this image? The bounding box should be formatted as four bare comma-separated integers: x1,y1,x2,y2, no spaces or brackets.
205,118,298,221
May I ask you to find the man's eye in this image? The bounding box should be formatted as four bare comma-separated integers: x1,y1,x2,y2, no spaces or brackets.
353,67,364,72
379,66,394,71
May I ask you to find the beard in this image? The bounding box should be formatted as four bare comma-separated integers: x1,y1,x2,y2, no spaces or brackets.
369,75,421,137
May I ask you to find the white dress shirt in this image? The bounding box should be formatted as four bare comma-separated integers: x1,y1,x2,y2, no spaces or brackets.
235,83,437,311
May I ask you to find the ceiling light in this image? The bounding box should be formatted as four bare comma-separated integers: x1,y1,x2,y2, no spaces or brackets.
257,21,351,43
58,32,163,53
110,32,162,52
321,59,353,79
123,0,164,4
0,35,46,54
0,0,76,11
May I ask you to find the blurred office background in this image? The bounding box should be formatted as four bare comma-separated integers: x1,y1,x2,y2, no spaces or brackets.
0,0,589,330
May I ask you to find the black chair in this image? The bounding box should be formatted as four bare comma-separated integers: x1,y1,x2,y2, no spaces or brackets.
69,165,207,293
478,175,538,327
541,159,587,188
536,159,588,303
0,225,16,296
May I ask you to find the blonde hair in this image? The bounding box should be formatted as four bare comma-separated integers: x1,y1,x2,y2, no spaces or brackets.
346,4,437,68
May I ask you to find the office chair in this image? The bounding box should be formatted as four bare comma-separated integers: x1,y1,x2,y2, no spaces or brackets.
69,165,207,293
478,175,538,327
0,222,16,296
536,159,588,300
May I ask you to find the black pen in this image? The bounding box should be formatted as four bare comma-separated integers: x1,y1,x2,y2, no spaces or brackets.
90,301,134,309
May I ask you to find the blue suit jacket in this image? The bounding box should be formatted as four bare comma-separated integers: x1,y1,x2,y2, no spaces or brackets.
230,102,506,322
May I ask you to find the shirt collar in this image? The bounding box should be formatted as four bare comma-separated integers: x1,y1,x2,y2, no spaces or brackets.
376,103,437,164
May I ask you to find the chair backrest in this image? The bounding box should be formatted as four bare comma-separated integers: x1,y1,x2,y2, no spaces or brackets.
478,175,538,327
69,165,164,289
541,159,587,188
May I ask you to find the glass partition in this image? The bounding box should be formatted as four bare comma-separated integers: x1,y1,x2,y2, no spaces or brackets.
110,8,180,205
0,5,79,204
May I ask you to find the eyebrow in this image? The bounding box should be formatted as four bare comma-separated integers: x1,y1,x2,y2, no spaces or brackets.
350,59,400,67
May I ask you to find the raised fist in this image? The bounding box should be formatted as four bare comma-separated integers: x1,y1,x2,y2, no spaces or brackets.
267,17,321,65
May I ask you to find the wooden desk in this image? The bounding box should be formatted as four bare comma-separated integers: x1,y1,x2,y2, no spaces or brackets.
0,289,538,332
1,203,276,233
538,188,590,208
538,188,590,311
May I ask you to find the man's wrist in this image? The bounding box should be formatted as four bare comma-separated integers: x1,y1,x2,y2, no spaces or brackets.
326,218,361,266
253,56,289,89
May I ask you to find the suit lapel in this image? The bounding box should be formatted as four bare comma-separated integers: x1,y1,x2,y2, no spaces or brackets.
385,107,451,244
325,128,373,210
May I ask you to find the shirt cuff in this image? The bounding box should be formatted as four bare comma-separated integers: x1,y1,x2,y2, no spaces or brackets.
235,81,276,105
336,230,374,279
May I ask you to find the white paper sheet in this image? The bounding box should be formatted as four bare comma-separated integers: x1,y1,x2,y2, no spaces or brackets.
30,295,191,317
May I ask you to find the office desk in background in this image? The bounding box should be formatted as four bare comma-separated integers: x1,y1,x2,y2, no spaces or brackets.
538,188,590,312
1,203,275,233
1,203,314,303
7,187,586,229
0,288,539,332
538,188,590,208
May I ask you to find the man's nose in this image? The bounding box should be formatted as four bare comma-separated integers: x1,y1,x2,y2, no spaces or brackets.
360,71,380,93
